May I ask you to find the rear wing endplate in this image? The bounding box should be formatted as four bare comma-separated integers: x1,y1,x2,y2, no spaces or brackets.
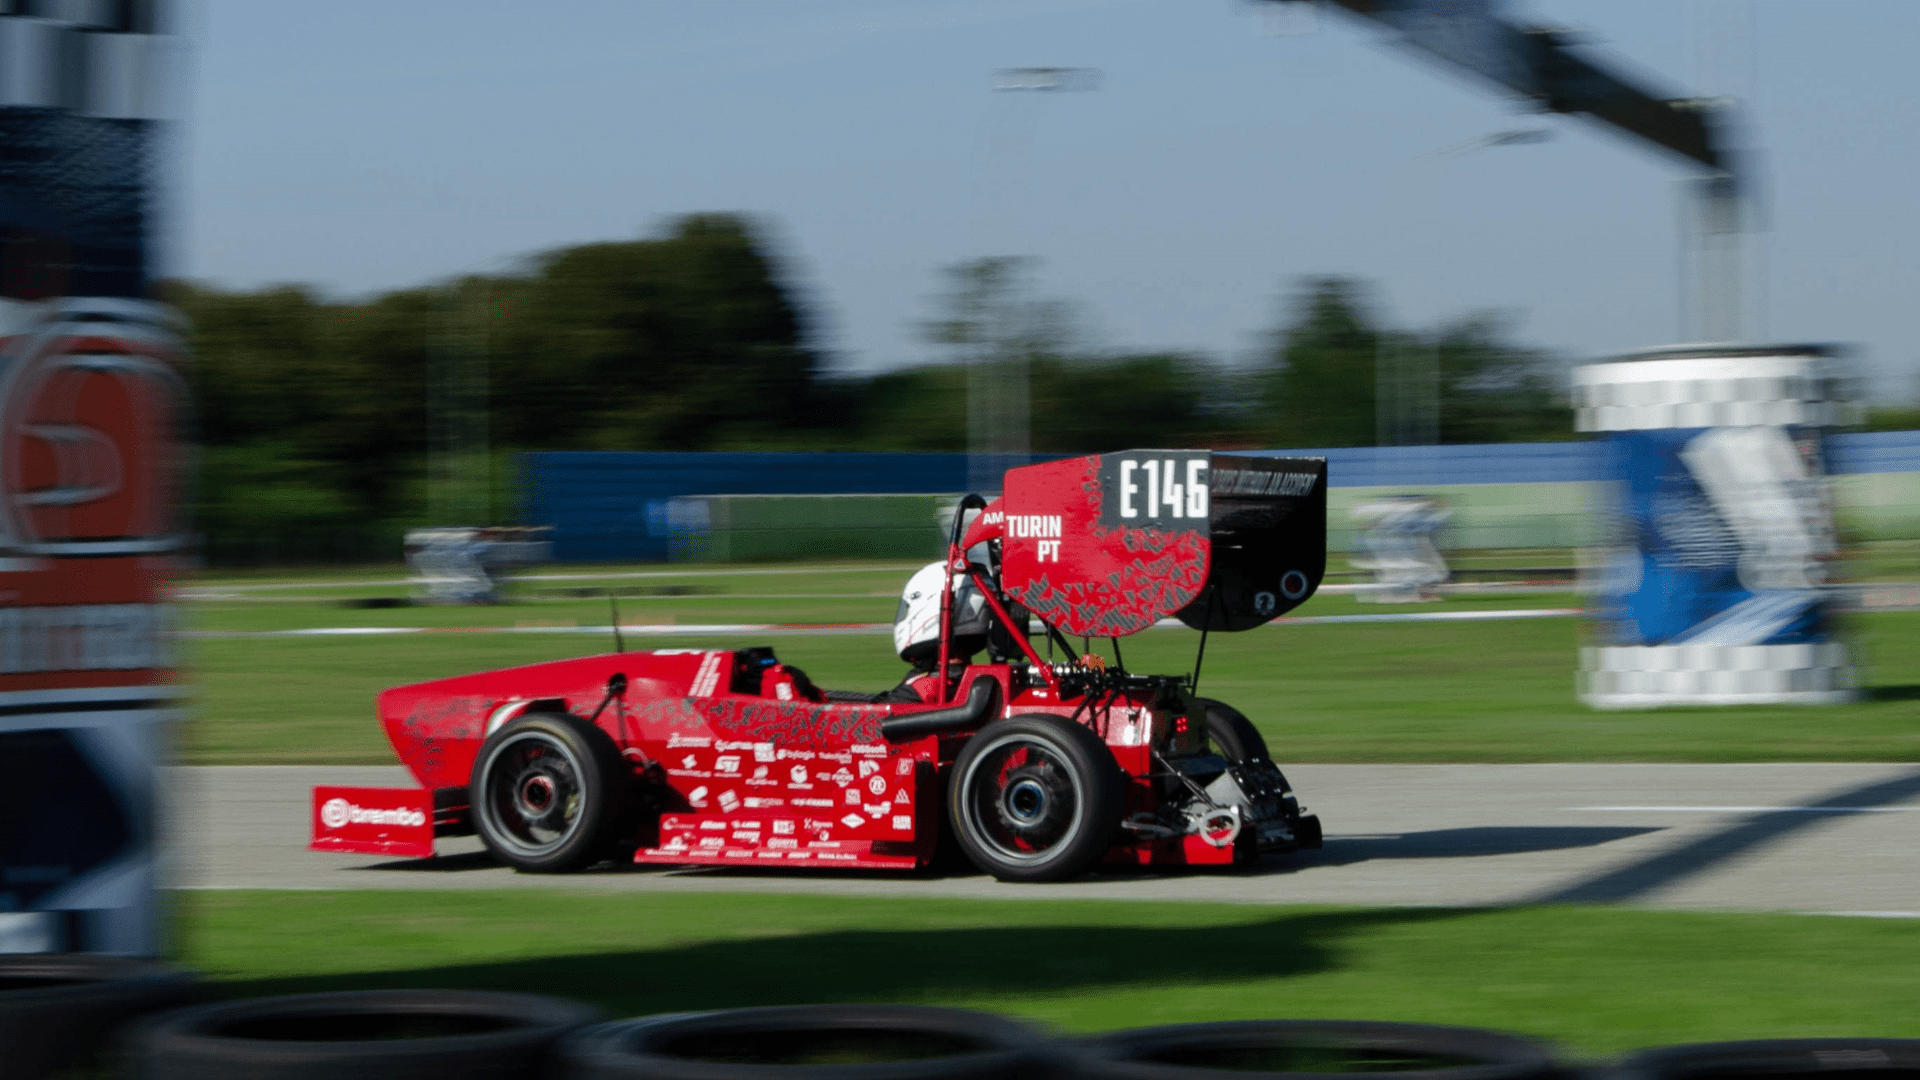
969,451,1327,637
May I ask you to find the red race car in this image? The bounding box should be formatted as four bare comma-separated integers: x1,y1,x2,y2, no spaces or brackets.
311,451,1327,882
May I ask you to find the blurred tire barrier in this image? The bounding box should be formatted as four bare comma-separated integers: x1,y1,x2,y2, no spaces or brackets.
1611,1039,1920,1080
1070,1020,1564,1080
0,954,197,1080
127,988,602,1080
558,1004,1060,1080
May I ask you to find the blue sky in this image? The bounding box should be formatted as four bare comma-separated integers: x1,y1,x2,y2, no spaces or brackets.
177,1,1920,399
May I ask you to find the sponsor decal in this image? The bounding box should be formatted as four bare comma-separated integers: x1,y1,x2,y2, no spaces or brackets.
753,743,776,762
844,790,859,805
803,819,835,832
668,734,710,749
864,802,888,818
772,819,795,835
730,830,760,843
892,815,913,831
894,790,910,804
831,768,854,786
817,852,857,861
318,798,426,830
851,744,886,757
681,754,699,769
716,755,741,774
867,775,887,796
717,789,740,812
715,740,759,751
756,850,784,859
777,749,815,761
791,797,833,808
789,765,809,784
667,769,712,779
896,758,913,777
661,836,688,851
1211,467,1318,497
858,760,880,778
699,820,727,831
688,786,709,808
840,813,864,828
786,851,812,860
743,797,784,809
690,651,726,697
698,836,724,849
806,839,841,849
767,837,797,850
723,850,752,859
819,751,852,764
774,682,793,701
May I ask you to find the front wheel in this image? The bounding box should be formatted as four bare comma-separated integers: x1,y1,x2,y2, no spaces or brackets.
949,715,1123,883
471,712,633,873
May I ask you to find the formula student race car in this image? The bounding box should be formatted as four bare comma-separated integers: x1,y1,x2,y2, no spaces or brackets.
311,450,1328,882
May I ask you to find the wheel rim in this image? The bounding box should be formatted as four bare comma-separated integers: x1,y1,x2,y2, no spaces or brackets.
477,730,587,859
959,731,1085,867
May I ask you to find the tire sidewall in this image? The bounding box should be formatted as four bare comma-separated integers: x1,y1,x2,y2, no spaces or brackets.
948,714,1122,883
1195,698,1270,764
472,712,630,873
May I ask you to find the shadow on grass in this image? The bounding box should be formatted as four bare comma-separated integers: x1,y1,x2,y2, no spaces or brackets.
1868,684,1920,702
211,907,1469,1016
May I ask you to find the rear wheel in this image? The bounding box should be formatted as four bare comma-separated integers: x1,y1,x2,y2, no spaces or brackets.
471,712,633,873
949,715,1123,883
1196,698,1270,764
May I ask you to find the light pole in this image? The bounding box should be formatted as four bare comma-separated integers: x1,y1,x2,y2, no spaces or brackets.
966,67,1100,494
1374,128,1552,449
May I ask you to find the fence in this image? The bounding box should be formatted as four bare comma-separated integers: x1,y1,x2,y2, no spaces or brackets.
519,433,1920,563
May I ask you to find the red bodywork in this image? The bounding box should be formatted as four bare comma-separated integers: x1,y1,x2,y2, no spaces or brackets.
310,450,1328,873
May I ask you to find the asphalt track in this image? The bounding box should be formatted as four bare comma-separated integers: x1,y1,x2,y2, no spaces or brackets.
170,763,1920,914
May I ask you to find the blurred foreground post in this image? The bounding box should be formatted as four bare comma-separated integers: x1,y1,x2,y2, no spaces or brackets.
1574,346,1856,708
0,2,181,953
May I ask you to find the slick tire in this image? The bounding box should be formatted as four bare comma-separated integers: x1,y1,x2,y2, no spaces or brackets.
472,712,636,873
1070,1020,1564,1080
127,988,602,1080
558,1004,1059,1080
0,954,196,1080
949,714,1123,883
1194,698,1270,764
1610,1039,1920,1080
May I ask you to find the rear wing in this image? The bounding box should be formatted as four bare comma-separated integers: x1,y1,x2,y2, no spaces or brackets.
964,451,1327,637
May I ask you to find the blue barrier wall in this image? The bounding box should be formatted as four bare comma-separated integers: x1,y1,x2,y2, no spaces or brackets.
526,452,986,561
526,434,1920,561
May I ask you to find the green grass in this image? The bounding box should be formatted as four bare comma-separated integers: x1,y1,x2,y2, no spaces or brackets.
180,605,1920,765
177,891,1920,1055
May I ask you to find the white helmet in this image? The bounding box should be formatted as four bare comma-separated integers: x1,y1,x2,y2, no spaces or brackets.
894,562,990,663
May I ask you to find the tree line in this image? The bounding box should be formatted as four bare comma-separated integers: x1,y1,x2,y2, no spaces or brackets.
176,213,1574,563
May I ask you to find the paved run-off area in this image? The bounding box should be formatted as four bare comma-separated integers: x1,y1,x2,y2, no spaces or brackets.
170,763,1920,914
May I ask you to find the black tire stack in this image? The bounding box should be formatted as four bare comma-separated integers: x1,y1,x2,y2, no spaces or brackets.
1070,1020,1565,1080
0,954,197,1079
125,988,602,1079
559,1004,1058,1080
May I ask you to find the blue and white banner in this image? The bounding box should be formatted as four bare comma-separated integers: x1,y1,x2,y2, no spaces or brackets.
1575,348,1856,707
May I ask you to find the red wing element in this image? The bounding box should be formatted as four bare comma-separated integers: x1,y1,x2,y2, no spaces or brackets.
310,785,435,858
1000,452,1212,637
996,451,1327,637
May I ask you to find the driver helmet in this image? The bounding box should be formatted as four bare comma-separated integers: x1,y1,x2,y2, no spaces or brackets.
894,561,989,665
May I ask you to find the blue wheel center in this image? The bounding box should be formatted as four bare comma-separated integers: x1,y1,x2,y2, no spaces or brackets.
1005,778,1049,824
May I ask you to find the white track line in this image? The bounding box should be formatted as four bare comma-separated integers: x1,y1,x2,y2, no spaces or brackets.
1570,805,1916,813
